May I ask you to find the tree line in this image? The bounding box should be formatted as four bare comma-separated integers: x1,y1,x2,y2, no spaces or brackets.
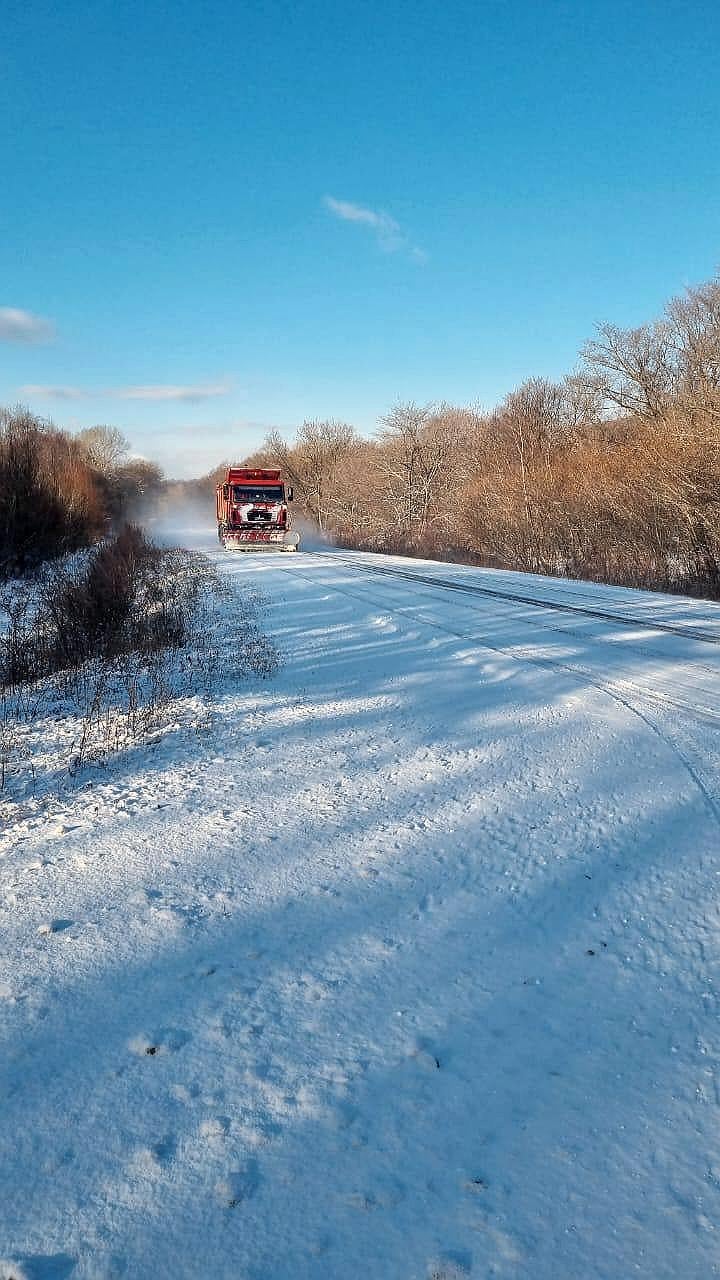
0,409,162,576
15,273,718,597
230,275,720,597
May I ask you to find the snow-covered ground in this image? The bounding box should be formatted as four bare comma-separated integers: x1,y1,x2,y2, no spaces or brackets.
2,535,720,1279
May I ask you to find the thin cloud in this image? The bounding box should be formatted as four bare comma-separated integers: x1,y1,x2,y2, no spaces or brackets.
117,381,232,403
0,307,55,344
324,196,426,262
20,380,233,403
21,384,84,400
324,197,402,249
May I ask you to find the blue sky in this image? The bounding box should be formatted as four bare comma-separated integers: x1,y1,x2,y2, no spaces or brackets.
1,0,719,477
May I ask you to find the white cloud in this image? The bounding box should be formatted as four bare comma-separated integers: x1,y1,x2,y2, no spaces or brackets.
0,307,55,344
19,380,233,403
323,196,426,261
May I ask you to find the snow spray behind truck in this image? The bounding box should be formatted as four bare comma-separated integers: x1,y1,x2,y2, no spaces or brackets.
216,467,300,551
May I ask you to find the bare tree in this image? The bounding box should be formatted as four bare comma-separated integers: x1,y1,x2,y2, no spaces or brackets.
264,420,358,531
583,322,673,421
77,425,131,474
561,372,605,433
665,279,720,427
377,403,466,537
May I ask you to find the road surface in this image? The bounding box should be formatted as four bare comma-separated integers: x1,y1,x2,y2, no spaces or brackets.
1,539,719,1279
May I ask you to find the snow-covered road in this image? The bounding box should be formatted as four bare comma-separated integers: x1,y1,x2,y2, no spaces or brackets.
2,539,720,1279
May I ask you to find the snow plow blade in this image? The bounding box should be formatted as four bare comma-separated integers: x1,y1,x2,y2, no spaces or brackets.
223,530,300,552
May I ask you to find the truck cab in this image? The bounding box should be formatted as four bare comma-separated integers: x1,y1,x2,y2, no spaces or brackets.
216,467,300,551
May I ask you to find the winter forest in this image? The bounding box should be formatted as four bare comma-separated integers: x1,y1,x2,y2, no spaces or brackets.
180,275,720,598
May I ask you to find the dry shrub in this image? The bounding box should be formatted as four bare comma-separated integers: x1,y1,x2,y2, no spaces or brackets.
2,525,202,685
1,528,278,794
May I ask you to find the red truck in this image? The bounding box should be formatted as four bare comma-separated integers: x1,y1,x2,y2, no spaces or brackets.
215,466,300,551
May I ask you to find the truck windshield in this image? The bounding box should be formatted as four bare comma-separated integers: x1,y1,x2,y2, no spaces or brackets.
232,486,283,503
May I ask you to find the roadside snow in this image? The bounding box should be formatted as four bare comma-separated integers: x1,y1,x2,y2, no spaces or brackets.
1,539,720,1278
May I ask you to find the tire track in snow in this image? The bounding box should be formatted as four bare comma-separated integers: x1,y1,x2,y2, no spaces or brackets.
312,551,720,689
302,551,720,724
318,552,720,646
281,554,720,831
